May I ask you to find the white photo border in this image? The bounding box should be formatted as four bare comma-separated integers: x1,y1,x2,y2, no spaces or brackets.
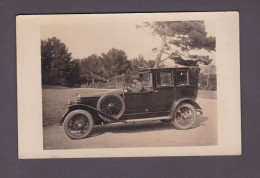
17,12,241,158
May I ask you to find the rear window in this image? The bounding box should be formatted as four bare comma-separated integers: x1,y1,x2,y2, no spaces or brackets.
174,69,189,86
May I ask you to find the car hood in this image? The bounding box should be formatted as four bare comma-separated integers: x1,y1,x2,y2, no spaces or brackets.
74,88,123,98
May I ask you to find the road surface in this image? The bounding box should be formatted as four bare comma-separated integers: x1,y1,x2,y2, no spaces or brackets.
43,98,217,150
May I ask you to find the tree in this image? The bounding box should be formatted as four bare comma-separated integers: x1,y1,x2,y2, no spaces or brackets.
200,65,216,90
100,48,131,78
137,21,216,68
79,49,131,85
122,55,155,83
130,55,154,71
80,54,105,84
41,37,74,86
67,59,81,87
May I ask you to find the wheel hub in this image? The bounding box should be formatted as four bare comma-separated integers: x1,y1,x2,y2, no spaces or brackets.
77,123,83,128
108,103,114,108
71,119,85,130
182,111,192,119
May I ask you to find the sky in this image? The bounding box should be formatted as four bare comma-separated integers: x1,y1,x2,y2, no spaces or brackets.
41,20,215,66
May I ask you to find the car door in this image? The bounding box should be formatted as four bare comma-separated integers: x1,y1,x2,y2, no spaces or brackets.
149,70,175,112
124,91,153,114
124,72,153,114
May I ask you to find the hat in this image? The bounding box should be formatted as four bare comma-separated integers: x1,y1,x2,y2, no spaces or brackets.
133,75,140,80
133,79,139,84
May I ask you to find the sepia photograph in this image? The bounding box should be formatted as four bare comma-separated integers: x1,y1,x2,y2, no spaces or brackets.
41,19,217,150
17,12,240,158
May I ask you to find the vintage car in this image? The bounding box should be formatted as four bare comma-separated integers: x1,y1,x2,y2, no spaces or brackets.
60,66,203,139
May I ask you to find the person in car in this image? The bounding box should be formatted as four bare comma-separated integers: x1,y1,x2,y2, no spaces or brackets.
127,75,144,93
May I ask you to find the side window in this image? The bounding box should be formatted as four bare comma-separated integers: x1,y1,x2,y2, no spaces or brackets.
142,73,153,88
157,71,173,87
174,69,189,86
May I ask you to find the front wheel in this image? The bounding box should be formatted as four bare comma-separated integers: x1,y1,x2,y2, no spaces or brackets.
64,110,94,139
172,103,196,130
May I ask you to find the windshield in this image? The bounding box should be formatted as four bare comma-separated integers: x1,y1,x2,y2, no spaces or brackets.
107,75,124,89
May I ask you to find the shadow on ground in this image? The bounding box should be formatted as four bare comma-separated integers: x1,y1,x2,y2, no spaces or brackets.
192,116,209,128
89,116,209,138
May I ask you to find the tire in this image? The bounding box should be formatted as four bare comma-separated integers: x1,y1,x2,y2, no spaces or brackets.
172,103,196,130
64,110,94,139
97,94,126,120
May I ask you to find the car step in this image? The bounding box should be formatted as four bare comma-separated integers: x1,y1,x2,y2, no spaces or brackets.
196,109,203,115
122,116,172,124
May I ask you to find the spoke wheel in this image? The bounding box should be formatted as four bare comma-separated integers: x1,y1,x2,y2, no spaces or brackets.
64,110,94,139
173,103,196,129
97,94,125,120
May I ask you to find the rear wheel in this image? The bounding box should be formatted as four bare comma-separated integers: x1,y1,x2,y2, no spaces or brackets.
172,103,196,130
64,110,94,139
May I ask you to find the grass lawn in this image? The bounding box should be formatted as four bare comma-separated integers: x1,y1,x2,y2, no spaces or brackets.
42,88,75,126
42,88,216,126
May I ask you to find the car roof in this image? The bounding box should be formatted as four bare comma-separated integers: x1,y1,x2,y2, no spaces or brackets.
139,66,199,73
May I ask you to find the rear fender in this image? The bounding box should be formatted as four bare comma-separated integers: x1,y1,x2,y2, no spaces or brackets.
171,98,202,115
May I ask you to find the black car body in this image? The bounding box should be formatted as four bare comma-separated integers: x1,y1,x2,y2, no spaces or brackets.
61,66,202,139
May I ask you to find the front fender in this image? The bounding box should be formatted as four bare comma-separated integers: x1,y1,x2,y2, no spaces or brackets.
60,104,121,126
60,104,96,126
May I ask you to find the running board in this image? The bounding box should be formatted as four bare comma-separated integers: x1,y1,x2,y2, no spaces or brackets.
122,116,172,123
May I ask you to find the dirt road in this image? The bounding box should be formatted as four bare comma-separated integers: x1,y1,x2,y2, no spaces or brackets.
43,98,217,150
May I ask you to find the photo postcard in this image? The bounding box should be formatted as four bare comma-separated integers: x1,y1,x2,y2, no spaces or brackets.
16,12,241,158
